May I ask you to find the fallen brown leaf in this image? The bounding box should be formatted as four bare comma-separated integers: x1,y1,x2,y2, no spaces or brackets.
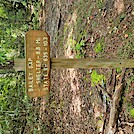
124,34,128,38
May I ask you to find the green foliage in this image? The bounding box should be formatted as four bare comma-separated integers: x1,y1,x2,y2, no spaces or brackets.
0,0,43,132
129,108,134,117
75,40,85,51
0,1,29,59
116,68,122,73
0,0,42,57
68,38,86,58
94,41,103,53
120,13,125,21
91,70,106,86
75,40,85,58
69,38,77,48
0,73,31,133
97,0,104,10
0,48,17,63
0,51,7,64
0,6,7,18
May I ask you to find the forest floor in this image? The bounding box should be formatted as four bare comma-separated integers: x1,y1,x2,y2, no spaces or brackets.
34,0,134,134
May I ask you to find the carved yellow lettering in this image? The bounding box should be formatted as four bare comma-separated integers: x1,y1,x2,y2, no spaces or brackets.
43,87,48,91
29,84,33,88
36,70,41,74
28,75,33,80
43,67,48,71
43,52,48,62
36,74,40,80
29,80,33,85
36,63,41,68
36,81,40,84
43,74,48,77
36,51,40,55
44,47,47,51
43,81,48,86
43,37,48,46
28,88,33,92
43,77,48,80
43,37,48,41
43,41,48,46
36,38,41,44
36,67,40,70
28,73,33,76
36,47,40,50
28,58,33,69
36,60,40,63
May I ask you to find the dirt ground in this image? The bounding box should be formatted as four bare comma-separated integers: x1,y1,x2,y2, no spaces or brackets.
37,0,134,133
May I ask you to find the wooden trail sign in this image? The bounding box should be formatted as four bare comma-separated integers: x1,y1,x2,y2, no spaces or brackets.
25,30,50,97
14,30,134,98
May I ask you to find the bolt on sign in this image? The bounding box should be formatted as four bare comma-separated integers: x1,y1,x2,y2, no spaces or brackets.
25,30,50,98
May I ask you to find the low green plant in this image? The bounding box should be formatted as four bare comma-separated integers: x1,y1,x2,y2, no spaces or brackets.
75,40,85,58
75,40,85,50
116,68,122,73
76,53,84,59
68,38,86,58
91,70,106,86
0,51,7,64
69,38,77,48
94,37,104,53
0,73,31,133
125,102,134,117
83,76,89,82
97,0,104,10
92,21,98,28
120,13,126,22
94,42,103,53
129,108,134,117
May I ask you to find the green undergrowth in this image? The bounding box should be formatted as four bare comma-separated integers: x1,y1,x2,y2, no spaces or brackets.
91,70,106,86
75,40,86,58
129,108,134,117
0,0,45,133
94,41,103,53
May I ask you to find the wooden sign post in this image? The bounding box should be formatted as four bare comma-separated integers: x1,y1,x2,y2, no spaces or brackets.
14,30,134,98
25,30,50,97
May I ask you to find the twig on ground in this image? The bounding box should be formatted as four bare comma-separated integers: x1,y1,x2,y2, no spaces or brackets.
120,122,134,127
106,68,126,134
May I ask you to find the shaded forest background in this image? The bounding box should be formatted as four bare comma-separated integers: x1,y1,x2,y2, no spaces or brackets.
0,0,134,134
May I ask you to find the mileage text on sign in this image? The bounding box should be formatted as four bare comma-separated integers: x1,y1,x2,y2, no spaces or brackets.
26,30,50,98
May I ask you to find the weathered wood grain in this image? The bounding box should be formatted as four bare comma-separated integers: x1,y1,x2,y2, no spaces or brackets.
51,58,134,69
14,58,134,71
14,58,26,71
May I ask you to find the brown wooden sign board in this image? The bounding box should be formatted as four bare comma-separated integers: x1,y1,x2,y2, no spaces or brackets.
25,30,50,98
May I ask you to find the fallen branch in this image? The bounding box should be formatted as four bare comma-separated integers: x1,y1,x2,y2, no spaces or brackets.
120,122,134,127
106,68,126,134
